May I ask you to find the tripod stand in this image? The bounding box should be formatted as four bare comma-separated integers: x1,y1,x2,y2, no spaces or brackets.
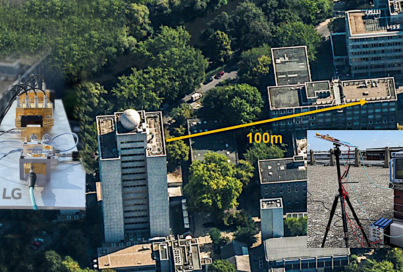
321,143,371,248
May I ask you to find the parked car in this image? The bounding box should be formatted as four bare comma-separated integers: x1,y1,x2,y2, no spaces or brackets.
191,93,203,102
214,71,225,79
32,241,41,247
203,77,213,84
38,238,44,243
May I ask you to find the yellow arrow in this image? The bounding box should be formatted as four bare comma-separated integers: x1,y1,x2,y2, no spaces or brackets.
166,99,367,142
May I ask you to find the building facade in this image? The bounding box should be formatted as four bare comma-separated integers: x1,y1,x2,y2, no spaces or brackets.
260,198,284,240
97,109,170,243
259,156,307,214
268,77,398,133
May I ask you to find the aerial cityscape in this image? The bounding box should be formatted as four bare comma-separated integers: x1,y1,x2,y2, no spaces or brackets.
2,0,403,271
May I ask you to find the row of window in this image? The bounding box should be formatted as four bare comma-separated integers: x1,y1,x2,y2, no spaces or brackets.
124,209,147,213
122,178,146,182
122,159,145,163
124,215,148,219
351,41,403,49
123,184,147,188
265,188,307,194
122,172,146,176
121,153,143,157
121,146,144,150
353,63,403,70
122,166,145,170
120,140,144,144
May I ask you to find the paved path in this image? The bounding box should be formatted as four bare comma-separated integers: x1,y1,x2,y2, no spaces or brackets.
316,18,331,38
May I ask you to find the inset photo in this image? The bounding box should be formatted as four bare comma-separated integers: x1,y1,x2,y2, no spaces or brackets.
307,130,403,248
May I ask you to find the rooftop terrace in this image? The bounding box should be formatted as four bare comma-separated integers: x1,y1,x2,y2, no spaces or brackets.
347,10,400,35
268,77,397,110
272,46,311,86
259,156,306,184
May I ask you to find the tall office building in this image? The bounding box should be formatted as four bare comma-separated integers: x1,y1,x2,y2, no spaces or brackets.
96,109,170,243
260,198,284,240
330,3,403,78
268,46,398,133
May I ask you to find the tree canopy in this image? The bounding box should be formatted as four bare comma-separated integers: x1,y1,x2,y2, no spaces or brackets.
203,84,264,126
244,142,287,168
238,44,272,88
184,152,253,218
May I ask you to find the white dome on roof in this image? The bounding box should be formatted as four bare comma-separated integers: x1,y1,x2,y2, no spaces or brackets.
121,109,140,130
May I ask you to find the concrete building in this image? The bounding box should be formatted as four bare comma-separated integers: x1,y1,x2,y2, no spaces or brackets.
97,236,211,272
96,109,169,243
187,118,238,163
268,77,398,132
260,198,284,240
330,3,403,78
264,236,350,271
259,156,307,214
272,46,311,86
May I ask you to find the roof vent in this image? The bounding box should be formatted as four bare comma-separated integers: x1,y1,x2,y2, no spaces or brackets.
298,166,306,171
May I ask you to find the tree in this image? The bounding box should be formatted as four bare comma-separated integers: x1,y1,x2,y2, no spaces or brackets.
238,44,271,87
209,228,222,246
229,1,274,50
244,142,287,168
62,230,88,262
328,17,346,33
132,26,208,102
183,152,245,218
207,30,233,63
203,84,264,126
166,140,189,172
74,83,107,172
234,217,257,247
125,3,152,40
171,103,194,126
385,248,403,271
284,217,307,236
210,260,236,272
112,67,164,111
275,22,322,61
41,251,63,272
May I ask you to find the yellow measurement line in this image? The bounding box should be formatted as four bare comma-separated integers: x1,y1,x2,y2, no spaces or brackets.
166,99,367,143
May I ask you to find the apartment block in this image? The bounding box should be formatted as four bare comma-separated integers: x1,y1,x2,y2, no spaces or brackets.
96,109,170,243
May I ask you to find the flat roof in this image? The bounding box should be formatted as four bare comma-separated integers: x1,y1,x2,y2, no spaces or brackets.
259,157,307,184
267,77,397,110
342,77,396,102
264,236,349,261
272,46,311,86
0,100,86,210
330,33,348,57
389,0,403,15
260,198,283,209
347,10,401,36
187,119,238,163
172,238,202,271
98,244,156,269
97,110,165,160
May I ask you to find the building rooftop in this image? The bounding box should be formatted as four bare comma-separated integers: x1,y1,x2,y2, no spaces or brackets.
171,238,202,271
96,110,165,160
187,118,238,163
259,156,307,184
268,77,397,110
260,198,283,209
264,236,350,261
98,244,156,270
330,33,348,57
220,241,249,260
227,255,251,272
389,0,403,15
272,46,311,86
347,10,401,36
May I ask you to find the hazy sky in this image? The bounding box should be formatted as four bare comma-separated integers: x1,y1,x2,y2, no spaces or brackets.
307,130,403,151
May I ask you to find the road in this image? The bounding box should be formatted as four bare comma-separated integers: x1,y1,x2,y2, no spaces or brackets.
181,70,238,103
316,18,331,39
162,70,238,122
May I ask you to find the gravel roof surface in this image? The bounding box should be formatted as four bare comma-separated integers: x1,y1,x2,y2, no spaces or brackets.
307,165,393,248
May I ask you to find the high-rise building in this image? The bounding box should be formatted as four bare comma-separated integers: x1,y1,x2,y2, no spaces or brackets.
96,109,170,243
260,198,284,240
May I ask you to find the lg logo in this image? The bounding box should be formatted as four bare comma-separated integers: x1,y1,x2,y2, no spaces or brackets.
2,188,22,199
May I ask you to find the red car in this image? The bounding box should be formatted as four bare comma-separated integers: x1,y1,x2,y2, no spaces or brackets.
214,71,225,79
32,241,41,247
